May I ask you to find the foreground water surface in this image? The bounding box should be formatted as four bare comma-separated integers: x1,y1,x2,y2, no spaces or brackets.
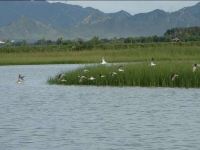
0,64,200,150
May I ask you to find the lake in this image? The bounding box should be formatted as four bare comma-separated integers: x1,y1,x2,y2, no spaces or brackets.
0,64,200,150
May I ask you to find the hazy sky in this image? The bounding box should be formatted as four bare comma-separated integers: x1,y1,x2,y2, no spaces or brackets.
58,1,199,15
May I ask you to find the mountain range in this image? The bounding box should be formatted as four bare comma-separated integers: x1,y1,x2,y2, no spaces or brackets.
0,1,200,41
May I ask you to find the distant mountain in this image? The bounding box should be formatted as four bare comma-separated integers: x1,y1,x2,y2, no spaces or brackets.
0,16,61,41
0,1,199,41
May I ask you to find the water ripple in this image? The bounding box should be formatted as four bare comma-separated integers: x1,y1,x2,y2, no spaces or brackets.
0,64,200,150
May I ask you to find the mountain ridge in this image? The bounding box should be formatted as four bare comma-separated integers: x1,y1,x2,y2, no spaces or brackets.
0,1,199,41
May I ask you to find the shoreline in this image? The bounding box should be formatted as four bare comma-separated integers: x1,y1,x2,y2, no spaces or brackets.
0,43,200,66
0,60,200,66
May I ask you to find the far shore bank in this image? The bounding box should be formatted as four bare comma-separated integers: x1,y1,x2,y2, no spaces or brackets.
0,42,200,65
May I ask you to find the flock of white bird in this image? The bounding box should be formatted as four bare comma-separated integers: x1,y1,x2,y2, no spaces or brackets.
55,57,200,83
17,57,199,84
55,57,125,83
81,58,123,83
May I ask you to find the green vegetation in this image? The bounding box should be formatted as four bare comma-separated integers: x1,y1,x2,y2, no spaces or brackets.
45,36,200,87
0,26,200,65
0,25,199,87
165,26,200,41
48,62,200,88
0,42,200,65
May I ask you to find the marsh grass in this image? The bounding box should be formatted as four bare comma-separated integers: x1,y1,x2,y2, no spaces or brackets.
48,62,200,88
0,43,200,65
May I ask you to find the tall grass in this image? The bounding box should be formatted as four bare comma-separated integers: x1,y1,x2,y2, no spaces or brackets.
48,62,200,88
0,43,200,65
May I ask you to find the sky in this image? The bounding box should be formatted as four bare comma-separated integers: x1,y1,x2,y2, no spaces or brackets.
56,1,199,15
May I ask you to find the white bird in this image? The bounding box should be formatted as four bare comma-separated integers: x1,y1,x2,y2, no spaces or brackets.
118,66,124,72
111,72,117,76
193,64,197,72
82,75,87,79
171,73,179,81
101,57,107,65
150,58,156,66
118,68,124,72
0,41,5,44
11,40,15,43
89,76,96,81
78,75,87,82
17,74,24,84
99,74,105,78
83,69,89,73
16,80,22,84
78,75,87,79
58,73,65,80
61,79,67,82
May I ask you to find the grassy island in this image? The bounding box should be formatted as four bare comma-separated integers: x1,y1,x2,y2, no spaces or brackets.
48,62,200,88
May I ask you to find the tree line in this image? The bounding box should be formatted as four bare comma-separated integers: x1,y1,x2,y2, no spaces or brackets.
2,26,200,50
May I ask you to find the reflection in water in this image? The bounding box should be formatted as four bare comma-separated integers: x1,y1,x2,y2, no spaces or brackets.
0,64,200,150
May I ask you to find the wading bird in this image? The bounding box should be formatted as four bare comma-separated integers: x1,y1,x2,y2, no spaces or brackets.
89,76,96,81
61,79,67,82
83,69,89,73
58,73,65,80
101,57,107,65
78,75,87,83
99,74,105,78
193,64,197,72
171,73,179,81
111,72,117,76
118,66,124,72
150,58,156,66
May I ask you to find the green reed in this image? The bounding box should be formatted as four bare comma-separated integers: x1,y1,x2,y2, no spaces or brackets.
48,62,200,88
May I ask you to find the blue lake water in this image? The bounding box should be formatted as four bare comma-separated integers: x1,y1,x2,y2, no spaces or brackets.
0,64,200,150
